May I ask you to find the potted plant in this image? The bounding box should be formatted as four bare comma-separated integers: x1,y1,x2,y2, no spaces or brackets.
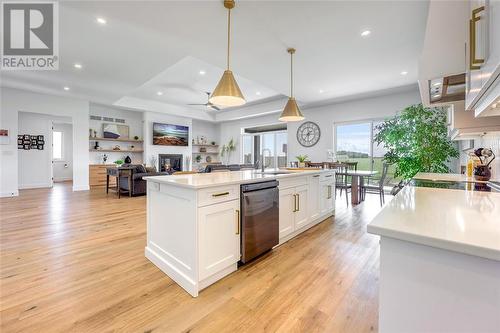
296,155,309,168
134,135,139,141
211,141,216,146
114,159,124,166
221,138,236,164
374,103,459,193
195,155,202,163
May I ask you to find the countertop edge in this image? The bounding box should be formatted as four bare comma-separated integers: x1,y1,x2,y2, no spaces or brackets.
144,169,333,189
367,224,500,262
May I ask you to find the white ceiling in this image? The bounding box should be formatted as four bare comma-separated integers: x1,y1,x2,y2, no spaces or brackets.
1,0,429,118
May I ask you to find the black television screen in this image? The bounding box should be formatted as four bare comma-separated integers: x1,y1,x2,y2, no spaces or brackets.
152,123,189,146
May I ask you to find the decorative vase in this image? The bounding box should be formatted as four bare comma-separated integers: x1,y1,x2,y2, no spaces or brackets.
124,156,132,164
298,162,305,168
473,164,491,181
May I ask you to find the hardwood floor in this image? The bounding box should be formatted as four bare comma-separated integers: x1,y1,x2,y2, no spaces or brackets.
0,183,387,333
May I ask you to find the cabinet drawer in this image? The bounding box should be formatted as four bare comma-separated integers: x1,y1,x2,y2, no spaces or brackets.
278,176,307,189
320,172,335,182
197,185,239,207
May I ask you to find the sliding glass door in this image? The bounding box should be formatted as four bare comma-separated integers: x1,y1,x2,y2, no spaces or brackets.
241,131,287,168
335,121,395,183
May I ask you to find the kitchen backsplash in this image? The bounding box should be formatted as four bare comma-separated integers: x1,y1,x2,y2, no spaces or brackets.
459,134,500,180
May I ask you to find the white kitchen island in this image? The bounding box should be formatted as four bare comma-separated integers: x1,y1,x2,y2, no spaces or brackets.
144,169,335,297
368,174,500,333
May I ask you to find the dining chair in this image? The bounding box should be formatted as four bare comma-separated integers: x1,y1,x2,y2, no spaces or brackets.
333,163,351,206
361,163,389,206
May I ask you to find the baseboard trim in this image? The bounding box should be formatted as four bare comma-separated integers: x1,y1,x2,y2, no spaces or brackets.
18,183,51,189
54,177,73,182
72,185,90,191
0,191,19,198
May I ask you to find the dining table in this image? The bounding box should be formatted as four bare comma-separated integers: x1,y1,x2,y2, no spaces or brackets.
337,170,378,205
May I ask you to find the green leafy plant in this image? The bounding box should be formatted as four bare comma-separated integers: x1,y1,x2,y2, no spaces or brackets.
114,159,124,165
195,155,202,163
220,138,236,157
374,103,459,180
296,155,309,163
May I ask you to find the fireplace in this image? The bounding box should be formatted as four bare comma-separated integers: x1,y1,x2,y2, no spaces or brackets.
158,154,183,173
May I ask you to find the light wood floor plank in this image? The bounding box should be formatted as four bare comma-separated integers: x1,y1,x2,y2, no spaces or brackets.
0,183,386,332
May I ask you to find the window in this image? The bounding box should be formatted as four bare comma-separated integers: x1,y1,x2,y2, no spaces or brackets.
240,129,287,168
52,131,63,160
334,120,396,184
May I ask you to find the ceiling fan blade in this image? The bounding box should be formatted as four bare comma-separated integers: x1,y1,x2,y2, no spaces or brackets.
187,103,208,106
210,105,221,111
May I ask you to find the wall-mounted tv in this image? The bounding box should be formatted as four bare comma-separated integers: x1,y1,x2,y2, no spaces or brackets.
153,122,189,146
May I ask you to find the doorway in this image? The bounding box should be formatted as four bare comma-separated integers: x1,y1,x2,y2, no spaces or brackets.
52,122,73,183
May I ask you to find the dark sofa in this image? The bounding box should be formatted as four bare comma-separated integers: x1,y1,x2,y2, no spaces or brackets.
118,164,169,196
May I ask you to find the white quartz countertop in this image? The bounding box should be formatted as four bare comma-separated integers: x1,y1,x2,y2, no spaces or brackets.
414,172,498,183
144,169,331,189
367,184,500,261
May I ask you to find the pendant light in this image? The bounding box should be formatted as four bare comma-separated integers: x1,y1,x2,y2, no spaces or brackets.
209,0,246,107
279,48,304,122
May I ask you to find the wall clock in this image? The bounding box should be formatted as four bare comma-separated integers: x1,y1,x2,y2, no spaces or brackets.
297,121,321,147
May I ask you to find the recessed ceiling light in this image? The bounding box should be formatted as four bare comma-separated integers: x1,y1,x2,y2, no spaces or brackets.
361,30,371,37
96,17,107,25
256,91,261,96
319,89,324,93
156,91,163,96
74,63,82,69
199,70,206,75
400,71,408,75
63,86,70,91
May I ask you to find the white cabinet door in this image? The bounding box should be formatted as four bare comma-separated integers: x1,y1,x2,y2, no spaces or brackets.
279,187,296,239
320,181,334,215
198,199,240,281
294,185,309,229
307,175,321,222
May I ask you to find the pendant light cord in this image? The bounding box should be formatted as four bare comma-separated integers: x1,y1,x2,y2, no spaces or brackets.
227,8,231,70
290,52,293,98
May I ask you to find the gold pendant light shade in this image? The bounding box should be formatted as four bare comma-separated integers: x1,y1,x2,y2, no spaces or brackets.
279,97,304,122
209,0,246,107
279,48,304,122
209,70,245,107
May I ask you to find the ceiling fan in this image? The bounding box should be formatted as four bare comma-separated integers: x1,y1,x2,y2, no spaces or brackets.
187,92,221,111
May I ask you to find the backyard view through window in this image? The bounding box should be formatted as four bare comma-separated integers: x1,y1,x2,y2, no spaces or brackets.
241,131,287,168
335,121,397,185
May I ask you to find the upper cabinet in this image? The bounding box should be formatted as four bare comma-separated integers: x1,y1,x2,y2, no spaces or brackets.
418,1,468,107
465,0,500,116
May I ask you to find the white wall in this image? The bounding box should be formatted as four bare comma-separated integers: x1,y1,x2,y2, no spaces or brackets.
219,87,421,165
89,104,144,164
192,119,220,145
143,111,193,170
53,122,73,182
0,87,90,196
18,112,72,188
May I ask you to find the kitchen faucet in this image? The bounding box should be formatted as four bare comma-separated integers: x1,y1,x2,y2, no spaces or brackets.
261,149,272,172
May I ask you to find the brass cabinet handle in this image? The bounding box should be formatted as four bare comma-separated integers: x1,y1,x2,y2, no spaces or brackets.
212,191,230,197
297,193,300,212
470,6,485,70
293,194,297,212
325,174,333,178
313,175,320,178
235,209,240,235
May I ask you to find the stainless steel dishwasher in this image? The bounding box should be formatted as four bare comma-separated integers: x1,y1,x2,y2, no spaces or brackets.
240,180,279,264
